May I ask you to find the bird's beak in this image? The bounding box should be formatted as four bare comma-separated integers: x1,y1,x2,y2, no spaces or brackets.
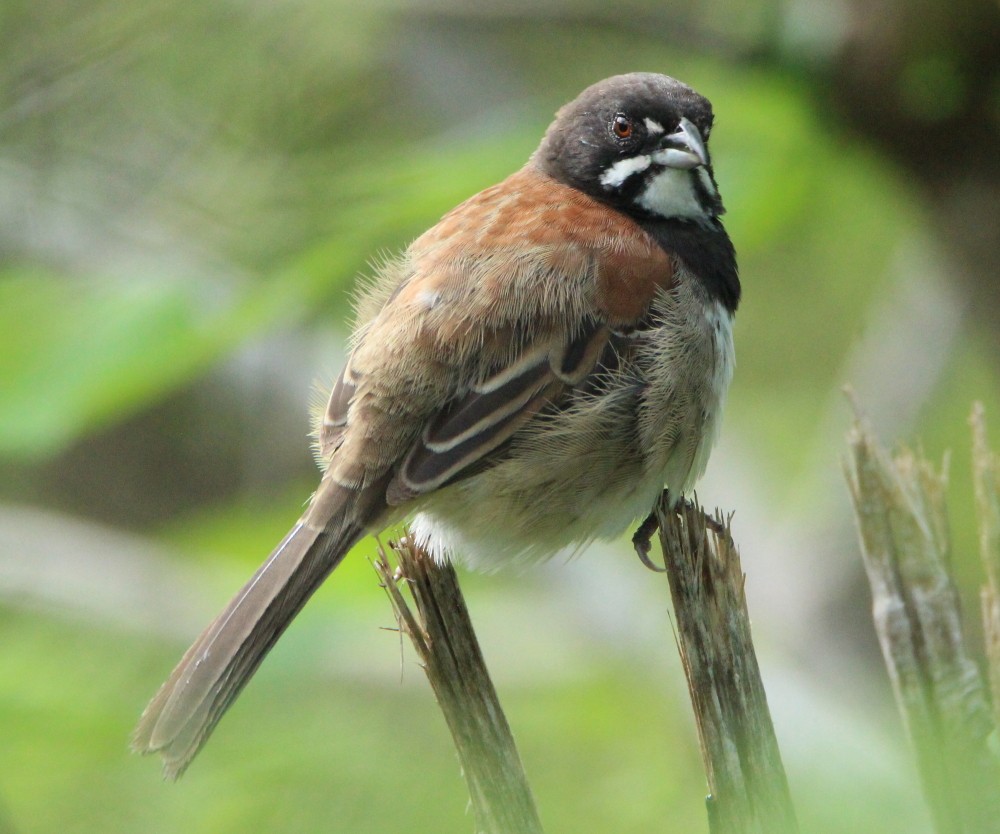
652,117,708,170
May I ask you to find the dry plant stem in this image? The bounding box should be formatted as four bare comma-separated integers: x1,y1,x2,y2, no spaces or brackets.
375,538,545,834
844,405,1000,834
652,494,798,834
971,402,1000,722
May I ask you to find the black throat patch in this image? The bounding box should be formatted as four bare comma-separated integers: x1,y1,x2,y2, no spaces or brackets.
638,217,740,313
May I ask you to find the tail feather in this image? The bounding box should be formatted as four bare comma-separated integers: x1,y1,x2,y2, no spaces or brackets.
132,480,369,778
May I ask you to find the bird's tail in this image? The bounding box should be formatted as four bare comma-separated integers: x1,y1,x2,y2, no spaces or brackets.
132,477,375,779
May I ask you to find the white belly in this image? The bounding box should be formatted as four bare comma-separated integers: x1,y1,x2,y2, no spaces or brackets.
409,285,734,571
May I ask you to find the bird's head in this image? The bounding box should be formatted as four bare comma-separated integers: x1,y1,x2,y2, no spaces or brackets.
535,73,723,225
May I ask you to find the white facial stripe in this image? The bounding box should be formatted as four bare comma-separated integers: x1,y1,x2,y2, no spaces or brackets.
637,167,705,219
599,154,651,188
643,118,664,136
696,167,718,199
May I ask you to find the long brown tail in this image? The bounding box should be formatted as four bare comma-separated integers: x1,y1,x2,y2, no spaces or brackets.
132,478,375,778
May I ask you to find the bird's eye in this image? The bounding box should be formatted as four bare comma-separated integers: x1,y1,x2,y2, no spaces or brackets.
611,114,633,140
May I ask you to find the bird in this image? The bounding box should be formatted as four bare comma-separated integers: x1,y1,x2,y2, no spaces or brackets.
132,72,740,778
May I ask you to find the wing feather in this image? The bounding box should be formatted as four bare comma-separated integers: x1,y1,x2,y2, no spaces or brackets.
316,165,676,503
317,363,358,459
385,320,612,503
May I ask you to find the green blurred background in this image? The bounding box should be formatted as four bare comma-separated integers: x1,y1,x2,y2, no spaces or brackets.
1,0,998,832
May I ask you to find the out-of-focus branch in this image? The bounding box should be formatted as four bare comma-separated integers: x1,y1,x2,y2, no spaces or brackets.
0,502,208,638
971,402,1000,726
827,0,1000,350
374,537,545,834
648,495,798,834
844,397,1000,833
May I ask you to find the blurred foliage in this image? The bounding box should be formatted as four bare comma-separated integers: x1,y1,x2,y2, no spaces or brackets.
2,0,999,832
0,129,529,459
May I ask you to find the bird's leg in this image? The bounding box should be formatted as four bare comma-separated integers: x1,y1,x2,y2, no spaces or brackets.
632,498,667,572
632,490,733,572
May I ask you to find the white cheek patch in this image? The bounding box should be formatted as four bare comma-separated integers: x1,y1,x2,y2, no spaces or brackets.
599,154,651,189
696,167,716,196
636,167,704,219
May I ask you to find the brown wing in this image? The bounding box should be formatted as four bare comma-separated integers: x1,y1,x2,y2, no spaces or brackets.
318,164,676,501
385,317,612,504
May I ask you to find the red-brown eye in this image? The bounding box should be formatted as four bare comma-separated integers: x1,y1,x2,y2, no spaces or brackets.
611,114,633,139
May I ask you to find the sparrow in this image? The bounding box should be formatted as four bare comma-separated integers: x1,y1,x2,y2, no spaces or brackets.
133,72,740,777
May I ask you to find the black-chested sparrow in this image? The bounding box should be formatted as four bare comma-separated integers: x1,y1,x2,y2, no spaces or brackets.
134,72,740,777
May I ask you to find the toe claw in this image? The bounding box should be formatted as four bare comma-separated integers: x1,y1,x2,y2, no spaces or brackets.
632,503,667,572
